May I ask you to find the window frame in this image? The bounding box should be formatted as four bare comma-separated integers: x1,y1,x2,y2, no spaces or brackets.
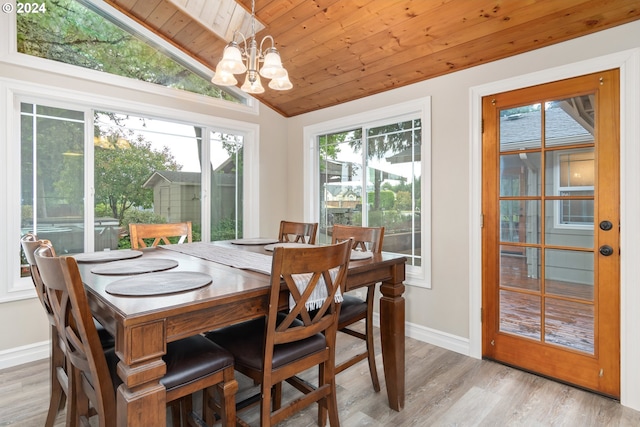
1,78,260,303
303,98,432,288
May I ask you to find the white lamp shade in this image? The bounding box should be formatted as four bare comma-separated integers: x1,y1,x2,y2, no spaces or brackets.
259,50,287,79
241,73,265,94
268,71,293,90
211,64,238,86
219,44,247,74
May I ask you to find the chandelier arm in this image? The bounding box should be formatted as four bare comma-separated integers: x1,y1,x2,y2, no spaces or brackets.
259,35,276,56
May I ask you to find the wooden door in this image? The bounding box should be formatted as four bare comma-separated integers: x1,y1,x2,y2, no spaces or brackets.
482,69,620,397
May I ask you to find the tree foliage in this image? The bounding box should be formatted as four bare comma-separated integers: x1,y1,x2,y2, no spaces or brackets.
16,0,239,101
94,133,180,223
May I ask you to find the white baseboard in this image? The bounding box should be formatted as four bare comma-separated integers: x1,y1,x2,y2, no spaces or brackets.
373,313,471,357
0,340,49,370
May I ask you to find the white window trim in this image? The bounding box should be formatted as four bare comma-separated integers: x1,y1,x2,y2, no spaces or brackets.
0,77,260,303
303,97,432,288
0,0,259,116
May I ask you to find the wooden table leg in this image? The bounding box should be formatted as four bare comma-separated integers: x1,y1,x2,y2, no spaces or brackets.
379,263,406,411
115,321,167,427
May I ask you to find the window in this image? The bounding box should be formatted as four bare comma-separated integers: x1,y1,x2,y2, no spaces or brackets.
15,0,244,104
305,99,431,287
19,101,247,280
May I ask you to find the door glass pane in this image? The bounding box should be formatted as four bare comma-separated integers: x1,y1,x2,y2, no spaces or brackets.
500,152,541,196
545,149,594,197
499,104,541,151
544,97,594,148
210,132,243,240
544,200,594,248
499,289,541,339
500,245,540,292
94,112,202,248
21,103,85,258
499,200,540,244
545,298,594,354
544,249,594,301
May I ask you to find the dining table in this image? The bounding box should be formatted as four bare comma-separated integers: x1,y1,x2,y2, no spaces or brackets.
76,240,406,427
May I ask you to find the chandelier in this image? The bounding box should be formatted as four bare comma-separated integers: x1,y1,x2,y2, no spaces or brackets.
211,0,292,94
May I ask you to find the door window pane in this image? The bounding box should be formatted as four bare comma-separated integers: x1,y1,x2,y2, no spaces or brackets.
545,298,594,354
500,152,541,196
499,104,541,151
544,97,594,148
499,200,540,244
499,289,541,340
544,249,594,300
500,245,540,292
21,103,86,263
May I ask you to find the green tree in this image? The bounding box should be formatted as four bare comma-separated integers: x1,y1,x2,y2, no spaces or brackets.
16,0,239,101
95,134,180,223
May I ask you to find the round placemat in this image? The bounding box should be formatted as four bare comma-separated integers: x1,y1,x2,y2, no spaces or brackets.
263,242,313,251
105,271,212,296
91,258,179,275
73,250,143,263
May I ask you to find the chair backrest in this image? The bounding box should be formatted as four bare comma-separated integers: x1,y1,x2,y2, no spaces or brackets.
278,220,318,244
266,239,351,351
21,233,56,320
129,221,192,249
34,242,116,426
331,224,384,253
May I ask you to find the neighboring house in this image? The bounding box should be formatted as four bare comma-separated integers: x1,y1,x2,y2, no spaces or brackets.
143,171,202,225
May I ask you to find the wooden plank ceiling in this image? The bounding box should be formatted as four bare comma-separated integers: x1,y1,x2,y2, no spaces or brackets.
105,0,640,117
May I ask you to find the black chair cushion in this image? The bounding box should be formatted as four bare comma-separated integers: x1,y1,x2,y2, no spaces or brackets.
105,335,233,393
339,294,367,322
205,313,326,371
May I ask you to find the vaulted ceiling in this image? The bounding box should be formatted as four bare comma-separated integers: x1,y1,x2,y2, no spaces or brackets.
105,0,640,117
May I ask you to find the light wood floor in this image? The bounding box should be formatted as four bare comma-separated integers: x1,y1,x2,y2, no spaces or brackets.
1,324,639,427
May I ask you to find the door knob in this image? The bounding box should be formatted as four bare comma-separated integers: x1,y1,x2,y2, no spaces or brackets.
599,245,614,256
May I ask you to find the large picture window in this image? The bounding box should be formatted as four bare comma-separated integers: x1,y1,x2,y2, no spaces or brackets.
306,99,431,287
19,101,246,278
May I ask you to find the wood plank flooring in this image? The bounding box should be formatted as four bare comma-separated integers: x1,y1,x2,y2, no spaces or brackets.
1,323,639,426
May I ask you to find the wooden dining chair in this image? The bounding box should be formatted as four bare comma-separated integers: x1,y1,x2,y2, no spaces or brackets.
129,221,192,249
331,224,384,392
206,239,352,427
278,220,318,244
34,241,238,427
20,234,115,427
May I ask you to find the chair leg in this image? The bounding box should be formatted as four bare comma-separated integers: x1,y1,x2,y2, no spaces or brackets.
365,285,381,392
272,383,282,411
168,399,182,427
46,335,66,427
260,381,272,427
